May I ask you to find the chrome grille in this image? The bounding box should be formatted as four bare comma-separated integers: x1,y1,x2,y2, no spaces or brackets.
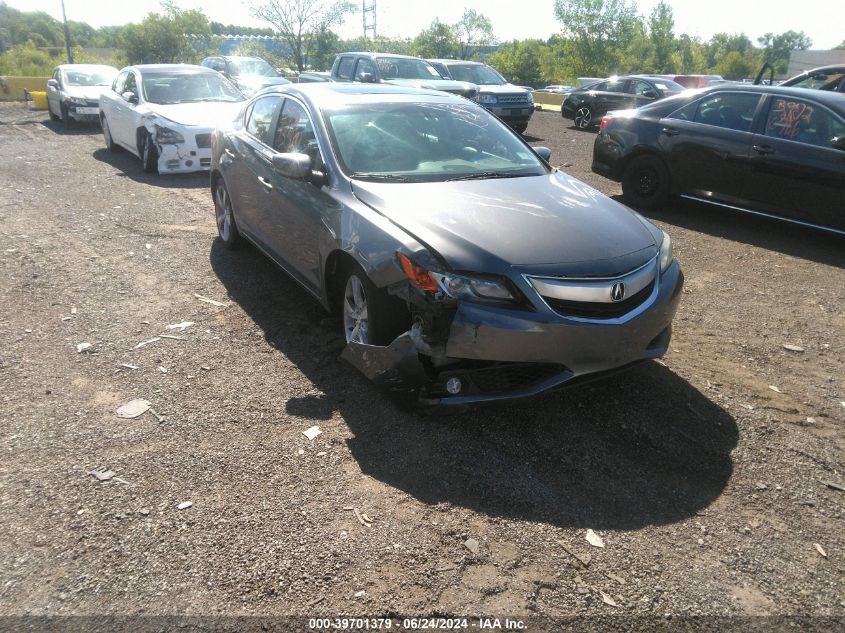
496,94,529,104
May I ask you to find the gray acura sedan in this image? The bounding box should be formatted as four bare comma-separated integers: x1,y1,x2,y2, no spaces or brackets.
210,83,683,406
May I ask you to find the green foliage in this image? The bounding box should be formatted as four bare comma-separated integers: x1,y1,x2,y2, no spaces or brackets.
486,40,546,86
307,29,343,70
757,31,812,74
211,22,274,37
714,50,757,80
345,35,412,56
649,1,676,74
121,3,213,64
553,0,639,76
0,41,56,76
409,19,460,59
453,9,495,60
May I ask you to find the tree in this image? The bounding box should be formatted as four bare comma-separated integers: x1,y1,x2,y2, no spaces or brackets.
453,9,494,60
307,28,342,70
486,39,546,86
121,3,212,64
410,19,459,59
649,1,676,73
715,50,755,80
757,30,812,74
553,0,639,76
251,0,354,72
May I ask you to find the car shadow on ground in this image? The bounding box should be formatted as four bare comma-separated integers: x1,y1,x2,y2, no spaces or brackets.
92,147,209,190
619,195,845,269
40,119,101,136
210,239,738,531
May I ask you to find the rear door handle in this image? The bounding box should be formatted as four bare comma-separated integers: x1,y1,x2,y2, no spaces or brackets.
753,144,775,155
257,176,273,191
661,127,679,136
224,148,235,158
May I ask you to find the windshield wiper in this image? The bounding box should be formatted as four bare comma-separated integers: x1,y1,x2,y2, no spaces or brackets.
446,171,531,181
350,173,411,182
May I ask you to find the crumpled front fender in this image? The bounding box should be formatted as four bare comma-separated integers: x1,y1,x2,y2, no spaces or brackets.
340,333,427,395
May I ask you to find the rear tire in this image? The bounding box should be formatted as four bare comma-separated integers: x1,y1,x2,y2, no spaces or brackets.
340,262,409,346
573,105,593,130
141,132,158,174
622,154,671,210
213,178,244,250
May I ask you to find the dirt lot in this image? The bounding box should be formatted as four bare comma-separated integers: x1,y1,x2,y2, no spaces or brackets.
1,103,843,630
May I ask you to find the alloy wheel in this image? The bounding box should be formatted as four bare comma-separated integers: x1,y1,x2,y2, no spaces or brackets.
575,107,592,129
215,183,233,241
343,275,369,344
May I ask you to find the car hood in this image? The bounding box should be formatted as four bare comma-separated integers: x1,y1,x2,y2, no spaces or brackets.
145,102,244,128
351,172,659,276
64,85,109,100
476,83,530,96
385,78,477,94
236,76,290,89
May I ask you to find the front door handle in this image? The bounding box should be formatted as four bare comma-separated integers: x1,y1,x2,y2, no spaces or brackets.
752,144,775,155
257,176,273,191
661,127,679,136
224,148,235,159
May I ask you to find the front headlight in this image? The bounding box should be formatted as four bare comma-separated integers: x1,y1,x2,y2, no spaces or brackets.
153,124,185,144
398,253,515,303
479,94,498,105
526,92,534,104
659,233,673,273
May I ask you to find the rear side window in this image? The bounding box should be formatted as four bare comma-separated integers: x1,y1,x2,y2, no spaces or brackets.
605,79,628,93
692,92,761,132
336,56,355,80
764,96,845,148
246,96,281,146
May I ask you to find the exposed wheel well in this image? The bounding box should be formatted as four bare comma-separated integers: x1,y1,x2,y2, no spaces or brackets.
621,148,670,182
136,127,148,155
323,250,359,314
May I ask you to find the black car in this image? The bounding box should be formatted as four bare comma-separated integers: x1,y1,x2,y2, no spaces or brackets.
563,76,685,129
781,65,845,92
592,84,845,235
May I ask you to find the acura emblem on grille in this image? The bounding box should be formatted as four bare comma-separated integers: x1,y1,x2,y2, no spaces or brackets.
610,282,626,302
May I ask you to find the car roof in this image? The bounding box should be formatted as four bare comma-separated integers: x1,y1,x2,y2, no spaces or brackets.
220,56,266,62
700,82,845,109
341,52,425,61
57,64,117,71
257,82,467,106
129,64,218,75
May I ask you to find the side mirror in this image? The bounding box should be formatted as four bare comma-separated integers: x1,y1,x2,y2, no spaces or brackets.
122,91,138,104
643,90,659,99
831,136,845,152
271,152,312,179
534,146,552,162
357,72,375,83
47,79,59,90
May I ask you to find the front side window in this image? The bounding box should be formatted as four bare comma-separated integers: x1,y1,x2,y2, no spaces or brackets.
631,81,654,96
246,96,281,146
323,102,547,181
336,57,355,80
142,72,243,105
604,79,628,93
355,58,377,81
764,96,845,148
124,72,138,97
113,71,128,95
274,99,320,164
692,92,761,132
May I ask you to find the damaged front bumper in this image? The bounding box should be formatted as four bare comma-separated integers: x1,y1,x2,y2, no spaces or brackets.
342,262,684,407
155,142,212,174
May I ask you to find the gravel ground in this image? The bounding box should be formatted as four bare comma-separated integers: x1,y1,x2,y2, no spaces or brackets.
0,103,843,630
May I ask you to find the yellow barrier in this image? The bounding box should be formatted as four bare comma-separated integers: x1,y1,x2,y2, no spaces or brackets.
30,91,48,109
532,91,565,112
0,76,52,102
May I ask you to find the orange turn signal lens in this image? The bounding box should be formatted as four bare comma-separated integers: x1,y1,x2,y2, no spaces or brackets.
397,253,439,293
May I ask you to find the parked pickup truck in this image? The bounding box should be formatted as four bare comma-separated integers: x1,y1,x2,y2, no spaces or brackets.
330,52,478,100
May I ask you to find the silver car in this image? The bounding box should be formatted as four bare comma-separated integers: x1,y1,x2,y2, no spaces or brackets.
46,64,118,129
210,84,683,406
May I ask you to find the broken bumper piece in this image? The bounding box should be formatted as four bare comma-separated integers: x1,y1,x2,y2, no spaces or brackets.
156,143,212,174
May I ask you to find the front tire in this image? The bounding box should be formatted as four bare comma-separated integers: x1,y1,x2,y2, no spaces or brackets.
48,100,60,122
622,154,671,210
60,103,74,130
101,115,117,152
511,121,528,134
341,263,409,346
141,133,158,174
213,178,244,249
573,105,593,130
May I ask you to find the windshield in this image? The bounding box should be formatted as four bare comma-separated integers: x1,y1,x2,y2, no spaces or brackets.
784,70,845,91
142,72,244,104
376,57,444,81
228,58,277,78
62,68,117,87
446,64,505,85
323,102,546,183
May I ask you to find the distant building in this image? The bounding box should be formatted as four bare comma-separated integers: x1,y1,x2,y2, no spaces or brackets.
787,49,845,76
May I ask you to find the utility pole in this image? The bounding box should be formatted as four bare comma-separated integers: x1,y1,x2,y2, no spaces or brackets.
363,0,376,40
60,0,75,63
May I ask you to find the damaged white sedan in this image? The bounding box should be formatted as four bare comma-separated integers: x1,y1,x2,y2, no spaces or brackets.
99,64,245,174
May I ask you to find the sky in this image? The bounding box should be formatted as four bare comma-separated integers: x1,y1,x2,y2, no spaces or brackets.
6,0,844,50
